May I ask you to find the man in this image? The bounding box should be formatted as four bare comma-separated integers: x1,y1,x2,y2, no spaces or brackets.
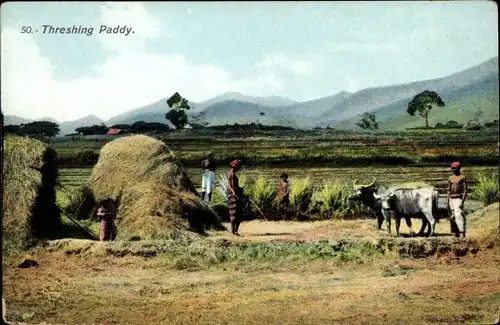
277,172,290,214
201,152,216,202
447,161,468,238
228,159,243,236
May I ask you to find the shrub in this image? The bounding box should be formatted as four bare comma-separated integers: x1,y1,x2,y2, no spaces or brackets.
471,173,499,205
290,177,314,215
312,181,351,217
464,120,481,131
250,175,277,213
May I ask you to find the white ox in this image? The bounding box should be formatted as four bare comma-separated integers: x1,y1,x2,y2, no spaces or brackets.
373,186,439,237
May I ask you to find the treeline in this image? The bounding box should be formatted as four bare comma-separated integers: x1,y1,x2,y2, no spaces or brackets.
407,119,500,131
4,121,60,138
206,123,295,131
68,122,295,136
68,121,171,136
434,119,499,130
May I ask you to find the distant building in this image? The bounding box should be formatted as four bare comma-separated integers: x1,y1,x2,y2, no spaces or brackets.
106,128,122,135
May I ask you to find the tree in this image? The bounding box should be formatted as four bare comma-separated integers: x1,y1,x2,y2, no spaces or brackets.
129,121,170,134
4,125,21,134
17,121,60,138
190,112,209,129
257,111,265,129
445,120,461,129
473,107,484,125
166,92,191,130
110,124,131,130
407,90,445,129
75,124,108,135
355,112,379,130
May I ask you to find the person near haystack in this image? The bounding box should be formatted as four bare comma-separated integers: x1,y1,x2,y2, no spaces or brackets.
228,159,244,236
447,161,468,238
201,152,216,202
96,199,117,241
277,172,290,214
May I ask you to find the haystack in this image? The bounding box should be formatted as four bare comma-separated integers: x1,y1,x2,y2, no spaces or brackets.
3,135,61,250
87,135,225,240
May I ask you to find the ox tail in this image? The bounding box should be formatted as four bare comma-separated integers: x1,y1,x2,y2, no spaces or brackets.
432,190,440,223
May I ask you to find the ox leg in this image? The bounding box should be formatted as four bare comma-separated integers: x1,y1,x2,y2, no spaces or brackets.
382,210,391,235
395,215,402,237
416,213,428,236
404,216,416,237
376,211,384,230
422,211,436,237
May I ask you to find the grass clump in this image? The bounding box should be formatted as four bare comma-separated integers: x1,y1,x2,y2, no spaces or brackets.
59,184,96,220
85,135,225,240
470,173,499,205
290,177,314,217
312,181,351,217
3,135,61,253
250,175,277,214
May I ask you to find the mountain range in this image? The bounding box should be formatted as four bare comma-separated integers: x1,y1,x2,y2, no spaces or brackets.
4,56,498,134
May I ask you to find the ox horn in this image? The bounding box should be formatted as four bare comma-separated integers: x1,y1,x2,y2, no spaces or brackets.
353,179,359,187
366,178,377,188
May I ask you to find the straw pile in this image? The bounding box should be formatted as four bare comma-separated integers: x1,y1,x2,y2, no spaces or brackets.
3,135,61,250
87,135,225,240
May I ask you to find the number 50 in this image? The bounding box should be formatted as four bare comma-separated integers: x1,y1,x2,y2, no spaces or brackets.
20,26,32,34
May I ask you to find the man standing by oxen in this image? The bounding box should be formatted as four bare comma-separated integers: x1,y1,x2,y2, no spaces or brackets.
447,161,468,238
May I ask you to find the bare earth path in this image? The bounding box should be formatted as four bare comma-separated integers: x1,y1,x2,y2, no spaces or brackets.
4,212,500,325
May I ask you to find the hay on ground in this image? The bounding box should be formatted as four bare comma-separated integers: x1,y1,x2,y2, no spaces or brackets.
3,135,61,250
86,135,225,240
467,203,499,247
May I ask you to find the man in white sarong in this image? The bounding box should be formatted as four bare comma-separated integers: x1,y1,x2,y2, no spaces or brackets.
201,152,216,202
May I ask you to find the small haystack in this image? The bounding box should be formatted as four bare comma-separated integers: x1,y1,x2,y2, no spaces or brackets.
3,135,61,250
87,135,224,240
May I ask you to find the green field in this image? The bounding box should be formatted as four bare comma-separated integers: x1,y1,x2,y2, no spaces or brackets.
51,128,500,168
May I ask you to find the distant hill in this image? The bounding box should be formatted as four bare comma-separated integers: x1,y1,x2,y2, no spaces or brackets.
3,56,498,131
323,56,499,129
3,114,105,135
201,100,299,128
58,115,105,135
4,115,32,125
104,92,297,126
275,91,352,122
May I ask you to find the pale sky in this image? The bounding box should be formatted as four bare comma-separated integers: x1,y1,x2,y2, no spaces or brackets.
1,1,498,122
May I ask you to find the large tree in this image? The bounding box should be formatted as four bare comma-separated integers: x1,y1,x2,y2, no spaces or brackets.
407,90,445,129
166,92,191,130
17,121,60,138
356,112,379,130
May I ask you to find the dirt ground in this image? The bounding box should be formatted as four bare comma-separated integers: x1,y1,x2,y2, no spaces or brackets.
3,211,500,325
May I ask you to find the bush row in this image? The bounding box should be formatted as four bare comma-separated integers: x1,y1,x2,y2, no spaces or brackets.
211,175,373,222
